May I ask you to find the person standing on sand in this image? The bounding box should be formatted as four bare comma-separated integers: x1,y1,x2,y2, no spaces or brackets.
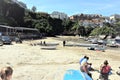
43,41,46,46
0,66,13,80
63,40,66,47
98,60,111,80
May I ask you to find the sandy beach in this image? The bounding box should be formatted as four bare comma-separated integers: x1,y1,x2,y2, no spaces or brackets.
0,36,120,80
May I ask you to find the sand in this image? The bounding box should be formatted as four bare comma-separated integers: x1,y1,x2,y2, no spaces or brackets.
0,36,120,80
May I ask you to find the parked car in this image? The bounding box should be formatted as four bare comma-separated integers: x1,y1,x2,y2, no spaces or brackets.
97,40,107,45
88,38,98,44
2,36,12,44
107,39,119,47
114,39,120,47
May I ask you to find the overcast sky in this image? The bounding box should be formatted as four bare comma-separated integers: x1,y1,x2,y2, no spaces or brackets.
18,0,120,16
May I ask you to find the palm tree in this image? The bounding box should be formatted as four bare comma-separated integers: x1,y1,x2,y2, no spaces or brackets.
72,21,85,36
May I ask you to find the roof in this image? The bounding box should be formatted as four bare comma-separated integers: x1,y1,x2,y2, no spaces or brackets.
0,25,38,31
14,27,38,31
0,25,14,29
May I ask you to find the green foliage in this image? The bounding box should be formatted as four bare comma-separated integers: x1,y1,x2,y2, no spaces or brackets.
85,26,94,36
49,18,64,35
114,20,120,35
71,21,86,36
35,19,51,32
24,11,55,35
62,19,75,35
71,21,79,31
90,27,101,36
90,26,115,37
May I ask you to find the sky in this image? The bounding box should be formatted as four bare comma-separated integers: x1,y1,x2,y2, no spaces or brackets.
18,0,120,16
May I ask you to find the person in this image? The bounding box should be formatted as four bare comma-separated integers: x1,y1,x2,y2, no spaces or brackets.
79,56,87,65
98,60,111,80
0,75,2,80
0,66,13,80
87,63,95,71
116,67,120,75
63,40,66,47
116,70,120,75
43,41,46,46
79,56,93,70
80,56,92,78
15,37,22,43
40,41,42,45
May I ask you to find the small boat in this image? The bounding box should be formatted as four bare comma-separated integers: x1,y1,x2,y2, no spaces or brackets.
45,42,59,46
41,45,57,50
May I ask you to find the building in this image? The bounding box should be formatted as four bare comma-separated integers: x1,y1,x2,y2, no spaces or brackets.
50,11,68,20
70,13,104,27
0,25,40,39
109,14,120,24
110,14,120,20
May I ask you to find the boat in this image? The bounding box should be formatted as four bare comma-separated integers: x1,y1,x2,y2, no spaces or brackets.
40,45,57,50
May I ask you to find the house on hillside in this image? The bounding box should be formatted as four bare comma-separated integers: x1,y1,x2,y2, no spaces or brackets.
69,13,105,27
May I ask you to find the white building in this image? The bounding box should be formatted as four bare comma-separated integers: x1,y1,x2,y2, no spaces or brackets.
50,11,68,20
110,14,120,20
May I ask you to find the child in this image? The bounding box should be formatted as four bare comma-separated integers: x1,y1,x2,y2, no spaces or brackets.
0,66,13,80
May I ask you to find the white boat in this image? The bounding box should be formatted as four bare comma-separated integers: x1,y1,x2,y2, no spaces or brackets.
41,45,57,50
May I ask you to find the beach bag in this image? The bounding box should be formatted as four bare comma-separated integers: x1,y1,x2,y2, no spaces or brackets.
101,66,111,74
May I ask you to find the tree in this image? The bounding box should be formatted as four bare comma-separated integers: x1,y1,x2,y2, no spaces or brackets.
90,26,116,39
62,19,74,35
71,21,85,36
85,26,94,37
35,19,51,32
114,19,120,35
49,18,64,35
90,27,100,36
